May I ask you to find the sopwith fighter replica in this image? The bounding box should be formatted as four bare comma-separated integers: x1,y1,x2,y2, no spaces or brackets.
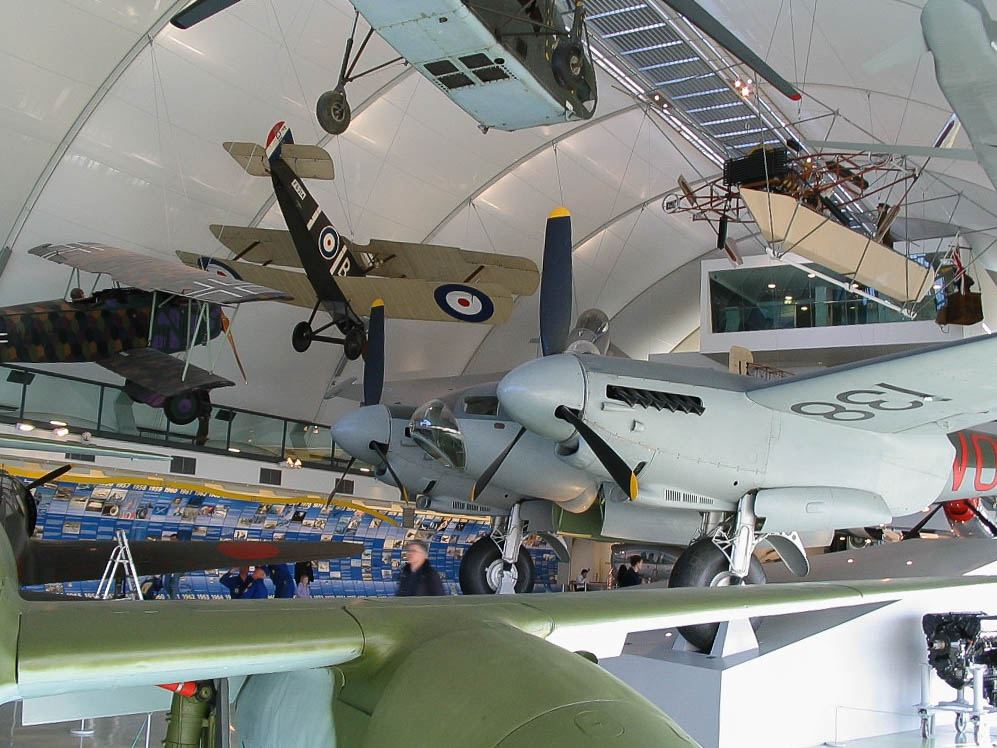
181,122,539,361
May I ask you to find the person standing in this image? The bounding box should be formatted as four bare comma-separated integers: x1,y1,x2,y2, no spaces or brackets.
396,540,444,596
294,572,312,598
242,566,270,599
267,564,296,599
219,567,252,599
617,555,644,588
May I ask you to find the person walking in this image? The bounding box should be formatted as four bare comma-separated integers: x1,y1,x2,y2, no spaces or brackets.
396,540,444,596
617,555,644,588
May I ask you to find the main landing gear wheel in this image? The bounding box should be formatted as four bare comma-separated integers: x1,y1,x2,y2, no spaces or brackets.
164,390,209,426
343,326,365,361
459,536,534,594
316,87,351,135
669,538,766,651
292,321,314,353
551,40,586,89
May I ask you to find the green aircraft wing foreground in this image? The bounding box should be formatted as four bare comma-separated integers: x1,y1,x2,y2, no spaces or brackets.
1,510,993,748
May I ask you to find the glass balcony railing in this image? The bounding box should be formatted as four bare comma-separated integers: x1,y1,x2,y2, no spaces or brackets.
0,364,360,472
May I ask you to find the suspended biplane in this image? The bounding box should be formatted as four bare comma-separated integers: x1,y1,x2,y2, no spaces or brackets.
170,0,598,135
180,122,539,360
3,243,290,426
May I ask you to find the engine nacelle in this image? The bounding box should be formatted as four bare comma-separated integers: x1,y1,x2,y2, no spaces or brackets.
755,487,892,534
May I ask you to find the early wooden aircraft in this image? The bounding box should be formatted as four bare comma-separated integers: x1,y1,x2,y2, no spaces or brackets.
180,122,539,360
2,243,290,426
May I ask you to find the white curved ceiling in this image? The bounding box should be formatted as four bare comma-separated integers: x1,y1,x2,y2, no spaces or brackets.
3,0,997,424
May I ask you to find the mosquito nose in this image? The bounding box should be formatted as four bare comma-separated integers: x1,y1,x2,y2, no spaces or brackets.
331,405,391,465
497,354,585,443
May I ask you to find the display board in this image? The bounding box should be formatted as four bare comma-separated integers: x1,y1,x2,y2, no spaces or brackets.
24,478,558,597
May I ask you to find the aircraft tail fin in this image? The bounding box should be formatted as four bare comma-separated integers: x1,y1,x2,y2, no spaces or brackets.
265,120,293,163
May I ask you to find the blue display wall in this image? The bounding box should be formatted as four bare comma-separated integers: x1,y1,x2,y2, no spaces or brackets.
24,477,558,597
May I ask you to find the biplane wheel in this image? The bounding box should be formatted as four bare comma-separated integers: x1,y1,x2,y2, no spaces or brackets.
292,321,313,353
164,392,201,426
316,88,351,136
343,327,365,361
551,40,585,89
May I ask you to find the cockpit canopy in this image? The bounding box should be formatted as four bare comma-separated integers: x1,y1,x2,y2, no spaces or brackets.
409,399,466,471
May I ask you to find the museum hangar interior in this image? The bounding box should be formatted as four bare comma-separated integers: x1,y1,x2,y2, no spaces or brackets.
2,0,997,746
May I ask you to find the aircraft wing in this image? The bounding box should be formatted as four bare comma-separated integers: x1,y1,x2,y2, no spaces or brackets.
746,334,997,433
177,252,318,311
99,348,233,397
362,239,540,297
209,225,303,268
29,244,292,304
11,576,992,700
333,277,514,325
223,141,334,180
19,538,363,586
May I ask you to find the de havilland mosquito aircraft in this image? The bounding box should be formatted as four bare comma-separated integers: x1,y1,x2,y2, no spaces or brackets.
2,243,289,427
181,122,538,361
333,204,997,649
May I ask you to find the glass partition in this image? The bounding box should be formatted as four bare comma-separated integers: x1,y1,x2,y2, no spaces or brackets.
709,263,937,334
0,364,352,472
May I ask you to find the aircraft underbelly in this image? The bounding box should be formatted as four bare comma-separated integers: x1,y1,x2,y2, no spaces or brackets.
764,415,951,518
353,0,585,131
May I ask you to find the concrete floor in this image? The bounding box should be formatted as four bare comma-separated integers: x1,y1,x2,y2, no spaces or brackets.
0,702,166,748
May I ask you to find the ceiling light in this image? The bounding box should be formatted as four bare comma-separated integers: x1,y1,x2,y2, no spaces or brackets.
49,420,67,427
800,306,808,311
784,295,793,301
53,427,69,437
228,447,241,453
767,282,776,289
16,422,34,432
847,558,854,564
359,467,371,473
807,273,816,278
665,632,673,638
905,560,913,566
293,459,302,468
312,425,320,435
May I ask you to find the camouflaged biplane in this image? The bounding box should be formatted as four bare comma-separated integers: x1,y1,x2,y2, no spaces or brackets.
179,122,540,362
1,244,289,426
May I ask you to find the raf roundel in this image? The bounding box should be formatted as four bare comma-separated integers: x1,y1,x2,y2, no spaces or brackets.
433,284,495,323
197,257,242,281
319,226,341,260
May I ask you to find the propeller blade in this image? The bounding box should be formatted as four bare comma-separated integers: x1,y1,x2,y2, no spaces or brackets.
540,207,573,357
554,405,637,500
25,464,73,493
471,426,526,502
363,300,385,406
221,312,248,385
170,0,243,29
325,456,356,509
370,442,410,504
660,0,801,100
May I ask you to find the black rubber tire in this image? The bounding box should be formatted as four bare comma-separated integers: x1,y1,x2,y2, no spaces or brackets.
459,536,534,594
316,88,351,135
291,321,313,353
552,40,585,89
164,393,201,426
669,537,766,651
343,326,365,361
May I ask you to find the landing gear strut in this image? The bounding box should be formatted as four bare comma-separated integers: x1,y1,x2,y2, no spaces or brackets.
459,504,534,594
670,493,809,650
291,302,366,360
316,12,403,136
